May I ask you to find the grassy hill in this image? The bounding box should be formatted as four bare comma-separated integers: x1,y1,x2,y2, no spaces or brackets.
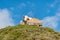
0,25,60,40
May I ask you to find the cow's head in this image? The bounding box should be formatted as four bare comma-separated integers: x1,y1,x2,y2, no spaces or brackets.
23,15,30,21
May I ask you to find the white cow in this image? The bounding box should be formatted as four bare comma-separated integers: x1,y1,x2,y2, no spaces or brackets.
23,15,43,26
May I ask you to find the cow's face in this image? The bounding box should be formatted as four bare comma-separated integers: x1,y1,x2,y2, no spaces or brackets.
23,16,29,21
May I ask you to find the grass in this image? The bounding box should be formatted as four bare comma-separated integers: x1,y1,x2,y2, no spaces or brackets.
0,25,60,40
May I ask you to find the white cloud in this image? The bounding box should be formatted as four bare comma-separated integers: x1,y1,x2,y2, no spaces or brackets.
43,0,60,28
0,8,14,28
43,16,58,28
42,16,58,28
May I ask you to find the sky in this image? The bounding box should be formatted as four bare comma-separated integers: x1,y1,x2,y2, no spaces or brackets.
0,0,60,32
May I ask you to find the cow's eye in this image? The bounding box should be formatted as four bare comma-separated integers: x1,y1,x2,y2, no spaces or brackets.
27,18,29,20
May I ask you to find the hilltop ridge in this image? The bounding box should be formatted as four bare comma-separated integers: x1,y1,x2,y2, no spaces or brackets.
0,25,60,40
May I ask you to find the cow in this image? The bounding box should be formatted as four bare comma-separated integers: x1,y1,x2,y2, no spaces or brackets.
23,15,43,26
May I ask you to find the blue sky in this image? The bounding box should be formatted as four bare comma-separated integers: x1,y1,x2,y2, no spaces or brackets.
0,0,60,32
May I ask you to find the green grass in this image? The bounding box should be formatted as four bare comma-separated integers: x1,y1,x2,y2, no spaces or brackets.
0,25,60,40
